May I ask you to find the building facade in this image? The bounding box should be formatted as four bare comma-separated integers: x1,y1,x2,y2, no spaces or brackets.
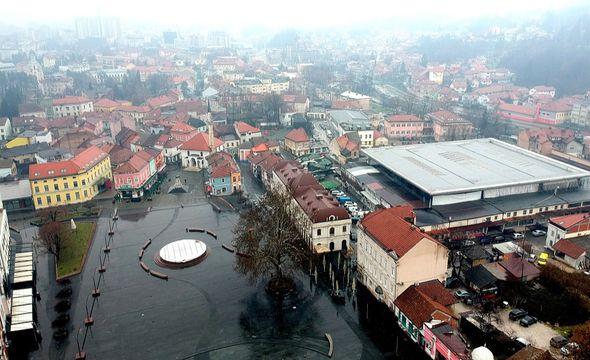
52,96,94,117
29,146,112,209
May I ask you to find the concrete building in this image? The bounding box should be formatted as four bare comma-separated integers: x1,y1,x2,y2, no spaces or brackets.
284,128,310,157
546,213,590,248
357,207,449,307
427,110,475,142
29,146,112,209
270,159,351,253
52,96,93,117
384,114,424,142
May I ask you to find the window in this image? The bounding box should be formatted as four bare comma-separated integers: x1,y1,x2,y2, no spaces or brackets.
46,196,51,204
82,179,86,186
343,226,347,233
73,181,78,187
34,186,39,193
317,229,321,236
64,182,69,189
66,193,71,201
44,185,49,192
37,197,42,205
54,184,59,191
329,227,335,235
75,192,80,200
56,194,61,202
84,190,88,197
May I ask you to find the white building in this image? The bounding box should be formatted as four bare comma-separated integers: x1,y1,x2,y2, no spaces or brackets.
178,132,224,170
270,159,351,253
52,96,94,117
0,118,11,140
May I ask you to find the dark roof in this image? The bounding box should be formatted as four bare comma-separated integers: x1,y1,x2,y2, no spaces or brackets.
465,265,497,289
506,346,554,360
553,239,586,259
463,246,491,261
499,258,541,279
430,323,469,359
1,143,50,158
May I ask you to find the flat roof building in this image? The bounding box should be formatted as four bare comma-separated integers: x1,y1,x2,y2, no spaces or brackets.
363,138,590,207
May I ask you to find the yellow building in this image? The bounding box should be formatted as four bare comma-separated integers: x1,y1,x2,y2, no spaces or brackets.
29,146,112,209
5,137,31,149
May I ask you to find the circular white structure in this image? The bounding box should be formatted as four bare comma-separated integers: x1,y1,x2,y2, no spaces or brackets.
158,239,207,267
471,346,494,360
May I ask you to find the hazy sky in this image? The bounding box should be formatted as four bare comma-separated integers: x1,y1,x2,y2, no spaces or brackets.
4,0,586,28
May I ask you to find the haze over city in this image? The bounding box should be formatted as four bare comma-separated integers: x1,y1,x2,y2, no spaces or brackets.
0,1,590,359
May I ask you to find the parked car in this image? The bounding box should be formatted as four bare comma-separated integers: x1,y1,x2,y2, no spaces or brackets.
561,342,580,356
494,235,505,242
444,277,460,288
512,232,525,240
454,290,470,299
515,337,531,347
331,190,343,196
519,315,537,327
509,308,528,321
550,336,568,348
527,254,537,263
463,240,476,246
532,229,546,237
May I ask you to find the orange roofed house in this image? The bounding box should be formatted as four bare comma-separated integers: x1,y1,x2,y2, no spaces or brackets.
284,128,310,157
357,206,449,307
29,146,112,209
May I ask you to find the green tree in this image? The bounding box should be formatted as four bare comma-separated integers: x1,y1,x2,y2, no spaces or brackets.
0,86,23,118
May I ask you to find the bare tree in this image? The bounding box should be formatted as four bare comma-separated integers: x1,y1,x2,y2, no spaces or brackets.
233,188,309,297
37,207,68,261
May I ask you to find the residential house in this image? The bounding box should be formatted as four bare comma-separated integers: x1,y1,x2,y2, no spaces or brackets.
428,110,475,142
1,143,50,165
207,152,241,195
357,207,449,308
0,118,11,140
331,133,360,164
52,96,93,117
423,322,469,360
233,121,262,144
214,124,240,151
393,280,457,344
284,128,310,157
113,148,164,200
552,239,587,269
248,152,282,187
18,103,46,118
238,139,279,161
179,132,224,170
170,122,199,142
0,159,16,179
28,146,112,209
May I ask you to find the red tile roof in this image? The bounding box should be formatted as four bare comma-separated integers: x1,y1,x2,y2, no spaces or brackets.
553,239,586,259
52,96,91,106
285,128,309,143
387,114,421,123
361,208,438,257
394,283,455,328
170,122,197,134
499,258,541,279
179,132,223,151
550,213,590,230
93,98,120,108
234,121,260,134
29,145,107,180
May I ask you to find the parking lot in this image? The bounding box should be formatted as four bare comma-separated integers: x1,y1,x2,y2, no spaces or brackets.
492,309,560,351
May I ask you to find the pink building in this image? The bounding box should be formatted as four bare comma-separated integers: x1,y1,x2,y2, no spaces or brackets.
113,154,152,200
423,322,469,360
384,114,424,140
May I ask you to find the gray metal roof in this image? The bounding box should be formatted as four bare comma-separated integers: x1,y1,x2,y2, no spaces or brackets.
328,110,369,125
363,138,590,196
0,180,32,201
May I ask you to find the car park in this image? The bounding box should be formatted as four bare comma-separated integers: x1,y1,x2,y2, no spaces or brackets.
519,315,537,327
509,308,528,321
532,229,546,237
550,335,568,348
512,232,525,240
454,290,470,299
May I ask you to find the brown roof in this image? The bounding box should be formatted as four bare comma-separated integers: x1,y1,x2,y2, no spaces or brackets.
507,346,554,360
361,208,439,257
553,239,586,259
393,283,454,328
53,96,91,106
179,132,223,151
499,258,541,279
234,121,260,134
285,128,309,143
387,114,421,123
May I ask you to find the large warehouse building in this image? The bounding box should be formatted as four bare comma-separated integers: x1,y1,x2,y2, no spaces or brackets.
361,138,590,238
363,138,590,207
